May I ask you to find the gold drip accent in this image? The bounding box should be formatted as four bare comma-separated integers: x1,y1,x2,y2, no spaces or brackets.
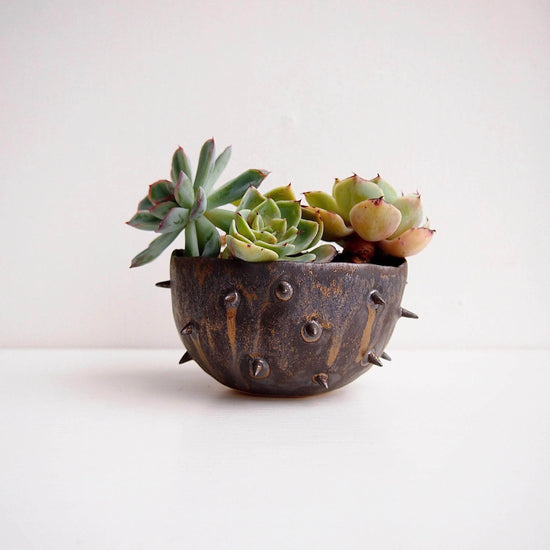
356,303,376,362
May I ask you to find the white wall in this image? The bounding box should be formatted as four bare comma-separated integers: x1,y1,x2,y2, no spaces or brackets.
1,0,549,349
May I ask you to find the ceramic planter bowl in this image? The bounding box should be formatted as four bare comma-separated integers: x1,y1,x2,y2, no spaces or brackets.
161,251,414,396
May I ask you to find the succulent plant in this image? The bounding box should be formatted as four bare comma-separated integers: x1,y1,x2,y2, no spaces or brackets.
127,139,268,267
303,174,434,262
224,184,337,263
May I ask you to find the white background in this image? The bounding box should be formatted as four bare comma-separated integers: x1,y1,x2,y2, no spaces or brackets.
1,0,549,349
2,349,549,550
1,3,550,549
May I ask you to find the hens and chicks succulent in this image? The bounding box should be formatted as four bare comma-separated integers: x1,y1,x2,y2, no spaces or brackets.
127,139,434,266
303,174,434,263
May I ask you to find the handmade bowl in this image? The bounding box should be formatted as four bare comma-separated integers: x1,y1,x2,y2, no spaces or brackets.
162,251,413,396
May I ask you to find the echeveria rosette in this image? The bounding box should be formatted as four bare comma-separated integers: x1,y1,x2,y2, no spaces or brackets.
224,185,337,263
303,174,434,261
127,139,269,267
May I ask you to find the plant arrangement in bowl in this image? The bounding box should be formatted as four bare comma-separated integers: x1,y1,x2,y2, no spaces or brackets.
127,139,434,396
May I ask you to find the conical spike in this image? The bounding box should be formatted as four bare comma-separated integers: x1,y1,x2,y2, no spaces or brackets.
250,357,270,379
368,351,383,367
179,351,192,364
155,280,171,288
400,307,418,319
381,351,392,361
370,290,385,305
224,290,240,309
313,373,329,390
181,322,195,335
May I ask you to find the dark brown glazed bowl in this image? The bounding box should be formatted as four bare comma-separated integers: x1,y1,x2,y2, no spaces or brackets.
166,251,412,396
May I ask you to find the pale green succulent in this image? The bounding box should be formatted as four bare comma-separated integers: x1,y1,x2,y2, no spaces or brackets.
303,174,434,259
224,185,337,263
127,139,268,267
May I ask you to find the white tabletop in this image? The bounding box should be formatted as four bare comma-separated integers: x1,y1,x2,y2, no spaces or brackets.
1,349,549,550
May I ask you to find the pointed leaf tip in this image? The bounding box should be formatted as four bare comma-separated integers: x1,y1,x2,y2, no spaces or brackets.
129,231,181,267
379,226,434,257
207,169,270,209
349,198,402,241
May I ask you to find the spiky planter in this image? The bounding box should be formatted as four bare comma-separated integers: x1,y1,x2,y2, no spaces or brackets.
160,251,416,397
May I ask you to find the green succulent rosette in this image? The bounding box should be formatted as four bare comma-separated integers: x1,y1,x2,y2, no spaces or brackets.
127,139,268,266
225,185,336,263
304,174,434,258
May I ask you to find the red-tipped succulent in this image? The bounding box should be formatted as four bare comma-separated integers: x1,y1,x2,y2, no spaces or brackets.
303,174,434,263
126,138,268,267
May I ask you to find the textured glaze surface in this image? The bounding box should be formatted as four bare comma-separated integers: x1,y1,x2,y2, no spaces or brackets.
169,252,409,396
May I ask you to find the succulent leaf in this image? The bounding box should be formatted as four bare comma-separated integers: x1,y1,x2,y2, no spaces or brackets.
371,174,399,203
184,220,199,257
149,200,179,220
251,198,281,224
310,244,338,263
293,219,321,253
137,195,154,211
302,206,353,241
148,180,173,204
207,169,269,210
284,253,316,263
234,213,256,242
277,201,301,229
256,241,297,256
333,175,382,222
195,216,221,257
266,217,287,238
203,208,235,233
174,171,194,208
126,211,160,231
298,208,324,249
253,230,278,245
237,186,266,212
130,231,180,268
156,207,190,234
189,186,207,221
205,146,232,193
171,147,193,185
280,226,299,243
194,138,215,192
251,211,263,231
303,191,341,214
379,227,435,257
388,194,423,239
349,198,402,241
265,184,296,201
226,234,279,262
